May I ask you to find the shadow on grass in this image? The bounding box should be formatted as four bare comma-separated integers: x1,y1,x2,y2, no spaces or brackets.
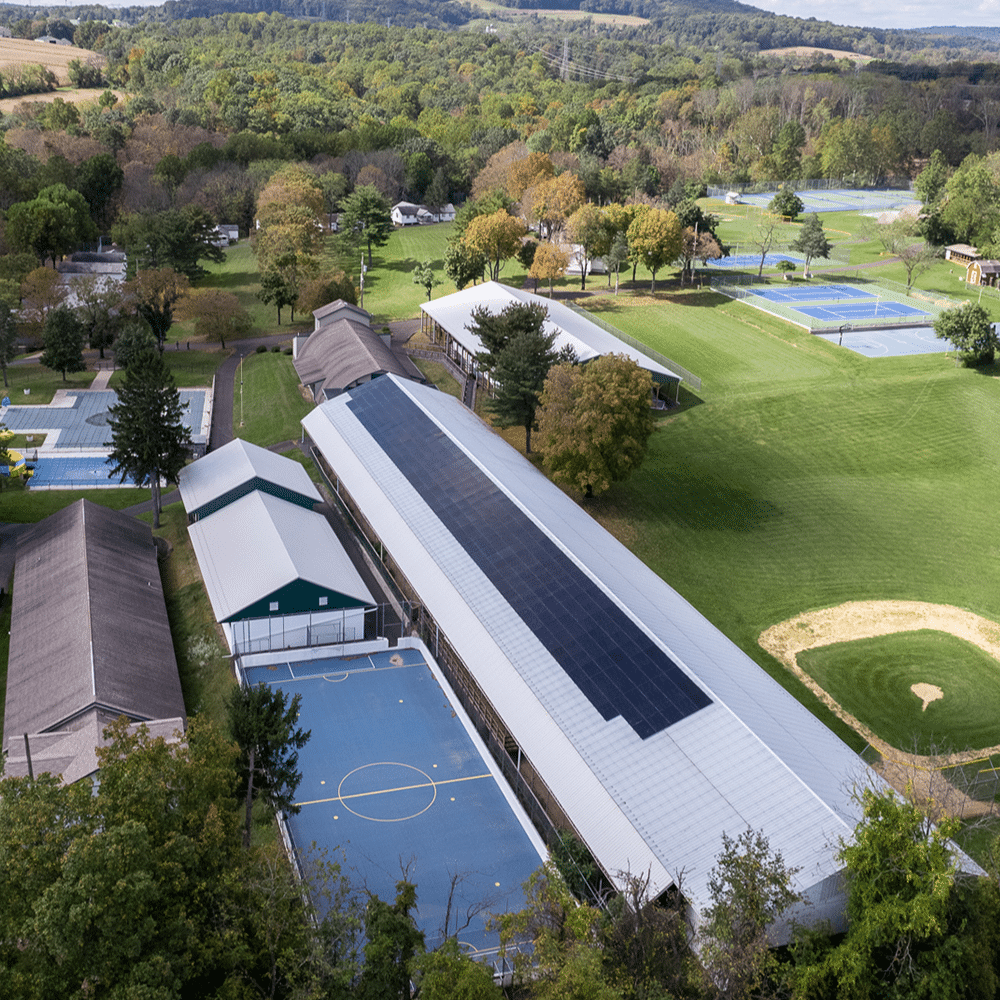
653,471,782,532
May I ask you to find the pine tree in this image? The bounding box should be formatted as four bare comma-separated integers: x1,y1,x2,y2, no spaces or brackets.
107,347,191,527
789,213,833,275
226,683,311,849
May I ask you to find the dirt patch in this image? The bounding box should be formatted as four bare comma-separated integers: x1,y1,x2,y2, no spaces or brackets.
759,600,1000,818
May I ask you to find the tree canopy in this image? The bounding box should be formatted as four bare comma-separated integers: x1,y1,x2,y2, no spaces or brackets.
39,305,85,381
226,682,311,848
788,213,833,272
934,301,998,366
472,301,558,453
107,345,191,526
536,354,654,497
113,206,225,280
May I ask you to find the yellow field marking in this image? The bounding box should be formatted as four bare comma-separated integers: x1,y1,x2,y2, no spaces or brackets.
297,772,492,807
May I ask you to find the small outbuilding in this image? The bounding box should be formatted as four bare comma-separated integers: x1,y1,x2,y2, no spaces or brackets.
967,259,1000,287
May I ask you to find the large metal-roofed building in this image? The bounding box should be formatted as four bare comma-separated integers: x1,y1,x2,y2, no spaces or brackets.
178,437,322,522
419,280,683,402
303,374,868,929
2,500,185,784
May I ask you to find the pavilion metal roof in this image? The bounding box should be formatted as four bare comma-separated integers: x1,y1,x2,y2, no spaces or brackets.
302,376,870,919
419,281,681,382
178,437,320,517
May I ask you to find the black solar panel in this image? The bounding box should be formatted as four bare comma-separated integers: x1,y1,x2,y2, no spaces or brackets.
347,379,712,739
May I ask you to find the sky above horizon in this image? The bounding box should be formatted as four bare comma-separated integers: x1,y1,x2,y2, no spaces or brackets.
738,0,1000,30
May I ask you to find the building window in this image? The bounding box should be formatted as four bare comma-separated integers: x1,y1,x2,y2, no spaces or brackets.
269,601,279,612
318,596,328,607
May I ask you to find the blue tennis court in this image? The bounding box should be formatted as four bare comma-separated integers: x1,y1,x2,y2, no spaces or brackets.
755,284,873,304
706,252,804,269
793,301,930,323
734,188,918,215
246,645,545,954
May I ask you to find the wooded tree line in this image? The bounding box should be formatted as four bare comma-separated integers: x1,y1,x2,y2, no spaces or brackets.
5,715,1000,1000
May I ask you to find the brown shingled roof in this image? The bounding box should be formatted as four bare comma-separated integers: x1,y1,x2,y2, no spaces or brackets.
3,500,185,764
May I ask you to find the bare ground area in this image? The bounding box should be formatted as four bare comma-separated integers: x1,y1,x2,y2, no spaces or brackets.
759,600,1000,819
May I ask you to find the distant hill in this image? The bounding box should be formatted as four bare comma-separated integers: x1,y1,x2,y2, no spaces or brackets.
917,25,1000,43
1,0,999,57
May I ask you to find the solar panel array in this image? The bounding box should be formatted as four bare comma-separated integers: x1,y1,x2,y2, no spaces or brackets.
347,378,712,740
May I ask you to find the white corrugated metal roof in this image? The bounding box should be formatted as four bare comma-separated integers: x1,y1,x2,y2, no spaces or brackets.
188,491,373,621
420,281,679,380
302,376,868,915
178,438,321,515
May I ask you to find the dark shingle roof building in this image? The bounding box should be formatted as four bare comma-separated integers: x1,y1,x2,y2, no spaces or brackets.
2,500,185,784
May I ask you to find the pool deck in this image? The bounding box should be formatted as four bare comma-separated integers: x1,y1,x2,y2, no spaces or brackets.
1,384,211,456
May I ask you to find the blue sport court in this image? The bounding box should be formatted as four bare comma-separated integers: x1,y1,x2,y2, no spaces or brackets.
793,301,930,323
733,188,918,215
815,325,947,358
705,252,803,269
243,646,545,955
754,284,873,304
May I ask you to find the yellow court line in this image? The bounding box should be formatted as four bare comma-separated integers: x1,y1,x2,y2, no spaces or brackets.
297,772,492,807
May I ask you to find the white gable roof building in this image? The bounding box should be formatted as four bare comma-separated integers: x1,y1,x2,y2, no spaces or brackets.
302,374,874,933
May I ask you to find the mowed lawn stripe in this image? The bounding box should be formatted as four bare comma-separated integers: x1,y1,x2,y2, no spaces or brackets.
798,631,1000,754
577,293,1000,750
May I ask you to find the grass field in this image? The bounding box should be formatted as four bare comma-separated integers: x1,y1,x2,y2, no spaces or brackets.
0,37,102,84
232,351,312,447
580,290,1000,760
799,631,1000,754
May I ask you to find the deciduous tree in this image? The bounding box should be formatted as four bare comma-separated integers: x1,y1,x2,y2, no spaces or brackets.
935,301,998,366
412,258,441,300
700,828,801,1000
768,184,804,221
627,207,682,292
357,879,425,1000
125,267,189,348
566,203,604,291
40,305,85,381
74,275,121,358
792,786,1000,1000
177,288,252,348
444,239,487,289
108,345,191,526
463,210,527,282
529,241,570,296
6,184,97,265
536,354,654,497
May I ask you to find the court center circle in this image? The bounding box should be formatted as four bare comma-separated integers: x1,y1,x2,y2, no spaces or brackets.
338,762,436,822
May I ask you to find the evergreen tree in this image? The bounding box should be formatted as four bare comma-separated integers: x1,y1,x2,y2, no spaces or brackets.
340,184,393,268
0,302,17,388
40,305,85,381
107,346,191,527
226,683,311,849
789,213,833,274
